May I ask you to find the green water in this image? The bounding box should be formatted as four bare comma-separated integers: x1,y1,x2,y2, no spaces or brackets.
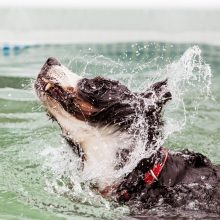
0,42,220,219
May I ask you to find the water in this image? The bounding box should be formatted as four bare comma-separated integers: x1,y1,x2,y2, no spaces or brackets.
0,42,220,219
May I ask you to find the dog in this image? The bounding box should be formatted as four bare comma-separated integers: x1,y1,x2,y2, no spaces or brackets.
35,57,220,214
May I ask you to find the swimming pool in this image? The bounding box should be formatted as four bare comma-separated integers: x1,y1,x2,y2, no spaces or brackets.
0,42,220,219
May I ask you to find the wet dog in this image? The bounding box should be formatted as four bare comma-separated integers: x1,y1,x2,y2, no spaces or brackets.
35,57,220,214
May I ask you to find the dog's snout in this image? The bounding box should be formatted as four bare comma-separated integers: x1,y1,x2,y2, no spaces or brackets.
46,57,61,66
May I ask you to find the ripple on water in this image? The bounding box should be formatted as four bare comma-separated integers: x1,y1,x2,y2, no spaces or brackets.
0,42,220,219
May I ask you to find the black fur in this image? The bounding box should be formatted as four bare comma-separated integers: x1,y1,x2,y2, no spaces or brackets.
119,150,220,214
75,77,220,214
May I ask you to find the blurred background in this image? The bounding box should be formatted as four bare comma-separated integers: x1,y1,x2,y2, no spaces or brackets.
0,1,220,220
1,0,220,45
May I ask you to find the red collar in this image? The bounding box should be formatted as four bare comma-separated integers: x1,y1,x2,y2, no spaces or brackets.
101,148,169,200
144,148,169,185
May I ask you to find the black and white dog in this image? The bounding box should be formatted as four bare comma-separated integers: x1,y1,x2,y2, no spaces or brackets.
35,57,220,213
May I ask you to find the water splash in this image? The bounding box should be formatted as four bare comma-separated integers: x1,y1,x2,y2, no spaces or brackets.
39,45,212,217
40,143,129,219
164,46,212,138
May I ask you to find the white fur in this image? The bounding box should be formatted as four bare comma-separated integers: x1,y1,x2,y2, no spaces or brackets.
47,65,82,87
47,102,130,187
37,65,131,188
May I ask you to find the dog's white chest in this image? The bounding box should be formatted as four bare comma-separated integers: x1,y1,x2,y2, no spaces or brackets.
51,107,130,185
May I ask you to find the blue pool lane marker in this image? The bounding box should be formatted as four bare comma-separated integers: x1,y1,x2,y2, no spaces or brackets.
1,42,31,56
2,43,10,56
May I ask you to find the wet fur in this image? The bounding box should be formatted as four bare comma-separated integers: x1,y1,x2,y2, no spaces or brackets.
35,58,220,214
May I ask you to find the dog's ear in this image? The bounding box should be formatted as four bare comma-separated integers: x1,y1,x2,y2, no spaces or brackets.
140,79,172,105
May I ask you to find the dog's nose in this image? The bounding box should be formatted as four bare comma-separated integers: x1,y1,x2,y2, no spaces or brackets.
46,57,61,66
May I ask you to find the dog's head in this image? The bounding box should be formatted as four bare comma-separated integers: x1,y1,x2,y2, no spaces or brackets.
35,57,171,162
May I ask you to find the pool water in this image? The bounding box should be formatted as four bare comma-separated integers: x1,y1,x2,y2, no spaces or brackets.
0,42,220,219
